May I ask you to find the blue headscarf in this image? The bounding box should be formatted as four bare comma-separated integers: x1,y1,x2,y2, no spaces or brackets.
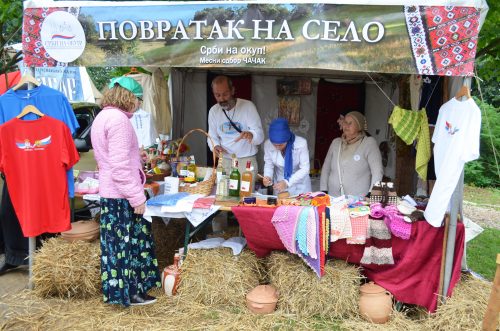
269,118,295,180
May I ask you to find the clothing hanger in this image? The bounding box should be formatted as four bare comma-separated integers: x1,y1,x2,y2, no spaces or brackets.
16,105,44,118
12,72,40,91
454,85,471,100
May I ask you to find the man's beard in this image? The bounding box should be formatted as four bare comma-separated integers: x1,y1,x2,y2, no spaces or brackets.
219,98,236,111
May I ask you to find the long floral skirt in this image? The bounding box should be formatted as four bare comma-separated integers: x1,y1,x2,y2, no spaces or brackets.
99,198,161,307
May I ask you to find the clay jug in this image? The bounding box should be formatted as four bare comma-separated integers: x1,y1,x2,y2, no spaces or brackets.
162,253,181,296
359,281,393,324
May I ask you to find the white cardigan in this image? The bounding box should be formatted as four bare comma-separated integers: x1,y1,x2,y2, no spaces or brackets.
263,136,311,196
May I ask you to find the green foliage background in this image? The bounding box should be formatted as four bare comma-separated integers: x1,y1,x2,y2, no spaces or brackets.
464,98,500,187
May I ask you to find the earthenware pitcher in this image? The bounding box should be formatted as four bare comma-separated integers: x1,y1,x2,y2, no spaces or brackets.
162,253,181,296
359,281,393,324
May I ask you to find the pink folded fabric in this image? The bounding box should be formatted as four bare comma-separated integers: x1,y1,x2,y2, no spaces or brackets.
370,203,411,240
193,196,216,209
271,206,304,254
346,215,369,244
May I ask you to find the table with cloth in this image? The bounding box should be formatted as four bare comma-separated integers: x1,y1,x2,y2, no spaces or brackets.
232,206,464,313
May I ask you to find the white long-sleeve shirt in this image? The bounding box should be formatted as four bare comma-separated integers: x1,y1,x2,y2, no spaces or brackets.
207,98,264,158
130,108,157,148
263,136,311,196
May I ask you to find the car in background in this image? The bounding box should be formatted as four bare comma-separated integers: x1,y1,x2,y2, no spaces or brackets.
72,102,100,153
71,102,100,171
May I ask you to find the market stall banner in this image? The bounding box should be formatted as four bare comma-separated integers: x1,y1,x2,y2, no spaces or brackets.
22,2,482,76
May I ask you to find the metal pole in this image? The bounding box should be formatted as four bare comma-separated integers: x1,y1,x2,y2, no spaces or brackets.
442,170,464,300
27,66,36,290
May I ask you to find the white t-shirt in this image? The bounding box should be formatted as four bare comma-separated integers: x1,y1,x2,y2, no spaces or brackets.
130,108,157,148
207,98,264,158
263,136,312,196
424,98,481,227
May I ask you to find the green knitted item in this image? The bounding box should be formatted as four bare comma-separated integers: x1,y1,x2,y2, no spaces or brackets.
388,106,431,180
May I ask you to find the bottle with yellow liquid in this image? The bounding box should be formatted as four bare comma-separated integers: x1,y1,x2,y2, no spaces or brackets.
239,160,253,198
184,156,197,183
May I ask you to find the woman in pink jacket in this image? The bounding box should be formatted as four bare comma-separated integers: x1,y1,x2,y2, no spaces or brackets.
91,76,160,306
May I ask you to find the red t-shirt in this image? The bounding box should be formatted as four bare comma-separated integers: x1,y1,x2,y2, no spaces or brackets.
0,115,79,237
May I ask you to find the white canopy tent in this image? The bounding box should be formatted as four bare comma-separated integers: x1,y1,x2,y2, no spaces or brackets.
21,0,490,302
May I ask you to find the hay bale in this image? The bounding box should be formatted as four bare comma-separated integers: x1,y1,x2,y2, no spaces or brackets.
267,252,363,318
426,276,493,331
341,308,427,331
33,237,100,299
1,290,343,331
176,248,262,307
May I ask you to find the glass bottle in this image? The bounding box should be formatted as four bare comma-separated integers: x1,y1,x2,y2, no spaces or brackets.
186,155,196,182
239,160,253,198
216,153,224,185
216,170,227,200
179,161,187,181
228,156,240,197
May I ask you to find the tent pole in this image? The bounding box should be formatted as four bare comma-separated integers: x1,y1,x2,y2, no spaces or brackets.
442,170,464,300
27,66,36,290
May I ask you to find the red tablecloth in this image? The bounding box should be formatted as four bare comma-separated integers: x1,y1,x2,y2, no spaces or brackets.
232,206,464,313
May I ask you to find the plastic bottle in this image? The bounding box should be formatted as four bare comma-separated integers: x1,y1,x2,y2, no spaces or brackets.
228,155,240,197
240,160,253,198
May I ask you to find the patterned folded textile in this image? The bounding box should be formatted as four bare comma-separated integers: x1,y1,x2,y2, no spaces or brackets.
317,206,326,277
370,203,412,240
361,218,394,265
271,206,303,254
349,205,371,217
346,215,369,244
296,210,321,278
296,207,310,256
330,200,352,242
306,207,317,259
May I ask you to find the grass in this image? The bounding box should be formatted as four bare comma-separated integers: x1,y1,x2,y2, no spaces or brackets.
467,228,500,281
463,185,500,210
462,185,499,280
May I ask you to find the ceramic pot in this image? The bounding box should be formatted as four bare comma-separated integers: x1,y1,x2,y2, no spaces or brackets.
246,285,279,314
359,281,393,324
162,254,181,296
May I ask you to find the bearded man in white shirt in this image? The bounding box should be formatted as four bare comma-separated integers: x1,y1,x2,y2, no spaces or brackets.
207,75,264,182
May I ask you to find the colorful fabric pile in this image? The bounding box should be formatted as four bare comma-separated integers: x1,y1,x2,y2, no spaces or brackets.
370,203,412,240
271,204,327,278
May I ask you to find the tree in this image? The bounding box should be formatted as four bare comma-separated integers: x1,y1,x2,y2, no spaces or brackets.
473,1,499,108
0,0,22,76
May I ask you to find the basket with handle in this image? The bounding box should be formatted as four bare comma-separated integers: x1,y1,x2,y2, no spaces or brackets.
176,128,217,195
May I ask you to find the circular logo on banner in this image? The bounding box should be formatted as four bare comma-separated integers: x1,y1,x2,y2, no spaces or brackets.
40,11,86,63
353,154,361,161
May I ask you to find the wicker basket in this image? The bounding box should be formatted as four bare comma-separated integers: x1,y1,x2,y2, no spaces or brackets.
176,129,216,195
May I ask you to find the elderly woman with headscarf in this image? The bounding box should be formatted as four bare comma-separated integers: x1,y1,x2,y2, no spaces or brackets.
320,111,383,197
262,118,311,196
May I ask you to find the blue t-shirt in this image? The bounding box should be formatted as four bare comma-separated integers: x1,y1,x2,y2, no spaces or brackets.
0,85,79,197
